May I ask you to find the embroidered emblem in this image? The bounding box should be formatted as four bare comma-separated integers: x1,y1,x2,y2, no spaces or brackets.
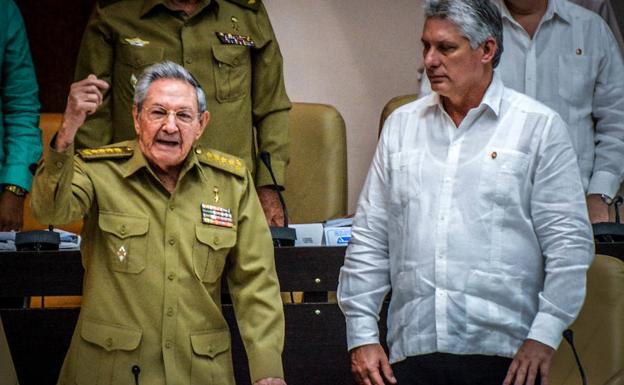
124,37,150,47
117,245,128,262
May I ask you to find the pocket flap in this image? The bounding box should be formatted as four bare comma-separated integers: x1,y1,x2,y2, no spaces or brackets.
99,212,149,239
195,225,237,250
212,45,247,66
80,319,142,352
190,329,231,358
117,43,164,68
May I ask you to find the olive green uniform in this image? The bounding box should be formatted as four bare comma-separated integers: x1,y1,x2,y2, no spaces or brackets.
31,140,284,385
74,0,291,186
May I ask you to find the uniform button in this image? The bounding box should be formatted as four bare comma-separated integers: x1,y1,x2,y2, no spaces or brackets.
233,58,239,65
56,161,64,169
105,337,113,347
185,58,192,64
169,238,176,245
169,203,175,211
195,148,203,155
207,345,213,354
213,236,220,245
168,272,176,281
167,307,174,316
165,341,172,349
120,225,127,235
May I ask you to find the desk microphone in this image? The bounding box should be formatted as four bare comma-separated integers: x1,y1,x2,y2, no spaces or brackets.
563,329,587,385
259,151,296,247
132,365,141,385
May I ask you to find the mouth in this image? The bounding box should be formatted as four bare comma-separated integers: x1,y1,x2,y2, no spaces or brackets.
154,138,181,148
428,74,447,83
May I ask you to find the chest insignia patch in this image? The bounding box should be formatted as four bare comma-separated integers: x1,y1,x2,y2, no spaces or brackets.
201,203,233,228
124,37,150,47
216,32,255,47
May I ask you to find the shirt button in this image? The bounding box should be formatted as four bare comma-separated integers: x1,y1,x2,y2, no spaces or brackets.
185,58,192,64
169,203,175,211
56,161,64,169
167,307,174,316
165,341,172,349
105,337,113,347
169,238,176,245
168,272,176,281
213,236,220,245
207,345,214,354
195,148,203,155
119,225,127,235
233,58,239,65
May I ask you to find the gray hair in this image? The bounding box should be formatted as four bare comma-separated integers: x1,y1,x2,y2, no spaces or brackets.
133,61,207,113
424,0,503,68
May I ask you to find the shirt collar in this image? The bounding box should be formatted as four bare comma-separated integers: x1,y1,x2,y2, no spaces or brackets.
498,0,570,27
120,140,202,180
141,0,214,17
430,72,504,118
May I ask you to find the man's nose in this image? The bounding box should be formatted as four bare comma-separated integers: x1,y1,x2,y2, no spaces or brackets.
424,48,441,69
162,112,179,132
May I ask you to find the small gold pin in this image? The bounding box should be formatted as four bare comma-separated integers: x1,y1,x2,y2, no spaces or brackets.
213,186,220,203
491,151,497,159
576,48,582,55
231,16,239,31
117,245,128,262
130,74,137,88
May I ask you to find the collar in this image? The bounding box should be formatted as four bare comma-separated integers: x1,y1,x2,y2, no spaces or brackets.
141,0,214,17
430,72,503,118
120,140,202,180
498,0,570,27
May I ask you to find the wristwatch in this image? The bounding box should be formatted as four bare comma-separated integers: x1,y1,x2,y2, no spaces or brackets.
4,184,27,197
600,194,613,205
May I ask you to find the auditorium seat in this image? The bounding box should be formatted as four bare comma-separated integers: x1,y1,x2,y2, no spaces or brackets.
549,254,624,385
378,94,418,137
283,102,348,223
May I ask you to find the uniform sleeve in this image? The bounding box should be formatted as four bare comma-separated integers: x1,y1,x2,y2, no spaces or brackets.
586,21,624,197
527,115,594,349
73,4,115,149
30,143,94,226
0,1,42,191
337,120,392,351
226,169,285,382
251,3,291,187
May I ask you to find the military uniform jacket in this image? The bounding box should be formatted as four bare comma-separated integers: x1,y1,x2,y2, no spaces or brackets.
31,140,285,385
74,0,291,187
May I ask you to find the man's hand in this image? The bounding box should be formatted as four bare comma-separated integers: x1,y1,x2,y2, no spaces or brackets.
253,378,286,385
349,344,397,385
56,74,109,152
587,194,610,223
257,186,285,226
0,191,25,231
503,339,555,385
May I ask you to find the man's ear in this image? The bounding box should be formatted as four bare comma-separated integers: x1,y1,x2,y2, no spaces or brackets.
132,104,141,136
196,111,210,139
481,37,498,65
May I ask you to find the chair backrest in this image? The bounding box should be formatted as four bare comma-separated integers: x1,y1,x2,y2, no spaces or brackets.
283,103,348,224
22,113,83,234
378,94,418,137
549,254,624,385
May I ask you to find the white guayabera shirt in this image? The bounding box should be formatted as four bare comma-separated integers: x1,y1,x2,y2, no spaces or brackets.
497,0,624,197
338,74,594,363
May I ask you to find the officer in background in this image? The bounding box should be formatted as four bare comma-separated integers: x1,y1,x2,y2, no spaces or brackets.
74,0,291,225
31,61,286,385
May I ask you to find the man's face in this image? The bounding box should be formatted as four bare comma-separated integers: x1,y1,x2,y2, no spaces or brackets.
133,78,209,173
421,17,489,99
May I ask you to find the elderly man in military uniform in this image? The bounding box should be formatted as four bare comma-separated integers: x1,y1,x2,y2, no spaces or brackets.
74,0,291,226
31,61,286,385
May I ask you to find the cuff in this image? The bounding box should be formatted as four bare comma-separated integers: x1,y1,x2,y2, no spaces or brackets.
0,164,34,192
255,158,286,188
247,348,284,383
526,311,568,350
345,316,381,351
587,170,622,198
45,142,75,177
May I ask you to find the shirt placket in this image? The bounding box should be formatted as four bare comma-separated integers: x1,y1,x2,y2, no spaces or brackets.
525,38,537,98
433,127,462,351
162,193,180,384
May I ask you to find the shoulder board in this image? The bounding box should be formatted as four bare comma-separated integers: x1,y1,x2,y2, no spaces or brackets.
98,0,123,8
223,0,261,11
77,146,134,161
197,148,246,177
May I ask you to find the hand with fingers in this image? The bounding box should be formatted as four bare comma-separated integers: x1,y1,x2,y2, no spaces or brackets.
56,74,109,152
503,339,555,385
350,344,397,385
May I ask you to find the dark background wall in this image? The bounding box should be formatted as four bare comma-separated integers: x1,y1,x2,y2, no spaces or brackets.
15,0,96,112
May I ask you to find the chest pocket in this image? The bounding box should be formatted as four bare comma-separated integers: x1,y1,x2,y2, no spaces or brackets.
98,212,149,274
212,45,251,103
193,225,237,283
388,150,423,209
557,54,595,108
478,149,530,206
113,43,164,97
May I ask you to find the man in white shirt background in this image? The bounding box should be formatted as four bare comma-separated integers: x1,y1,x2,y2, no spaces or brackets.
338,0,594,384
421,0,624,224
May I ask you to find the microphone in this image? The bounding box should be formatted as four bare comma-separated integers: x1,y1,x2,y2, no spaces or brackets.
259,151,296,247
563,329,587,385
132,365,141,385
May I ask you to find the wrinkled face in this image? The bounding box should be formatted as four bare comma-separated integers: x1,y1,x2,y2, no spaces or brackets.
421,17,488,99
133,78,209,174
